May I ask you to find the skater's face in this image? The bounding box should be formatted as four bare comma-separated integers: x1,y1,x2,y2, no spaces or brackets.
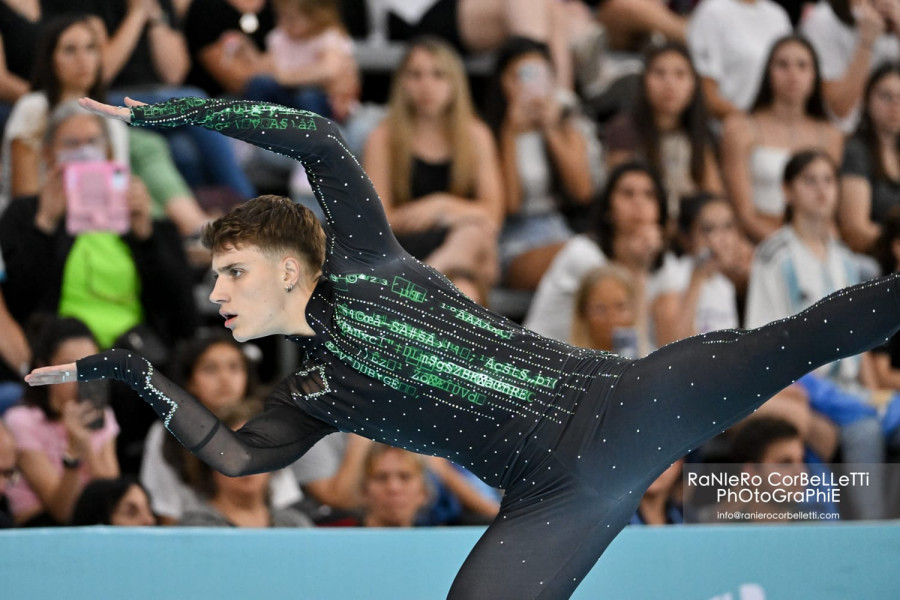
210,244,314,341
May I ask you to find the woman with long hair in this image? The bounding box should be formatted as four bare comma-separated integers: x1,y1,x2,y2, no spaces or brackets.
140,331,300,525
177,401,312,528
524,162,683,351
744,149,889,518
483,36,596,290
721,34,844,243
1,14,119,203
0,13,208,235
4,316,119,525
839,62,900,252
364,36,503,290
605,42,722,222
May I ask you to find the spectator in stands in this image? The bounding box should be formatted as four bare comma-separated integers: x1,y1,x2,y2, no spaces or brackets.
41,0,188,91
141,331,301,525
483,37,596,291
721,35,844,243
525,162,683,352
0,419,16,527
366,0,577,91
867,208,900,449
670,194,744,338
569,265,638,354
0,0,39,132
628,458,684,526
744,149,889,518
605,42,723,223
2,15,121,206
687,0,792,120
292,430,499,526
3,317,119,525
183,0,275,98
1,15,210,236
0,102,198,351
70,477,156,526
800,0,900,132
705,416,811,523
364,37,503,291
359,443,430,528
592,0,689,50
0,245,30,383
41,0,255,199
245,0,359,121
839,62,900,252
177,401,313,527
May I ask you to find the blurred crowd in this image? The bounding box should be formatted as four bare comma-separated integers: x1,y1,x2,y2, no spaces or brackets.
2,0,900,530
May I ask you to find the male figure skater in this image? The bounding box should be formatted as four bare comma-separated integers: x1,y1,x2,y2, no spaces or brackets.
27,97,900,598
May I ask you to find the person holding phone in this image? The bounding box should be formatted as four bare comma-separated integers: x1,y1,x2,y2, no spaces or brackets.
0,100,197,352
569,264,640,358
483,36,597,291
3,316,119,526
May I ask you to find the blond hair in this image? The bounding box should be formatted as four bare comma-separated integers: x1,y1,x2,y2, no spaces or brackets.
570,265,635,349
386,37,479,207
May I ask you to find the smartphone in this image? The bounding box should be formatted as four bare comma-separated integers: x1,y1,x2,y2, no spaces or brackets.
77,379,109,431
612,327,639,359
517,62,552,101
64,161,130,236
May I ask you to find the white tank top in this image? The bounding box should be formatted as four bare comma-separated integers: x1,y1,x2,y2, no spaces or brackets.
749,145,790,217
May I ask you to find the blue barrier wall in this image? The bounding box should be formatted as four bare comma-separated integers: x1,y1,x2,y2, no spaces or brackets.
2,523,899,599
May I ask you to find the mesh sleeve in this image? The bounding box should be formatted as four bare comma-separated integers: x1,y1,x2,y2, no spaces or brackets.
129,97,404,268
77,349,337,475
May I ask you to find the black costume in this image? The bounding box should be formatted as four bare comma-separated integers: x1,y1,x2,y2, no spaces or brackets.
76,98,900,599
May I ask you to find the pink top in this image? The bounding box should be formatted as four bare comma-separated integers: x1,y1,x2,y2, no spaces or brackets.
266,27,354,77
3,404,119,518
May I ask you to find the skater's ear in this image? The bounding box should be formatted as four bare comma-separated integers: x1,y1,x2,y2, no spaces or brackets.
281,255,302,286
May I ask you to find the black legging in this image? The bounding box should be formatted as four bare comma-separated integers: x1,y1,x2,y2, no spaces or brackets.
449,278,900,599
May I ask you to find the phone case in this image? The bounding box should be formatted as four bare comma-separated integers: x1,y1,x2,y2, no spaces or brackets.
65,161,130,236
612,327,639,359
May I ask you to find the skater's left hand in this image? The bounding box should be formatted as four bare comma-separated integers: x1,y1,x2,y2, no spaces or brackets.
79,97,147,124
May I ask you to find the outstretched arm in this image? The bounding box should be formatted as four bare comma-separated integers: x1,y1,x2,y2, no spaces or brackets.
79,96,402,268
27,349,337,476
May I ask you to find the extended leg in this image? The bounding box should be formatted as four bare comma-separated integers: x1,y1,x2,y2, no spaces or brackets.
599,274,900,487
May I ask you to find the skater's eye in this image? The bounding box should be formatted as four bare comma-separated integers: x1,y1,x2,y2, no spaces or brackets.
230,268,244,278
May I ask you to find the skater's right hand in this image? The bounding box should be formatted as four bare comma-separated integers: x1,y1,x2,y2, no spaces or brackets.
24,362,78,386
